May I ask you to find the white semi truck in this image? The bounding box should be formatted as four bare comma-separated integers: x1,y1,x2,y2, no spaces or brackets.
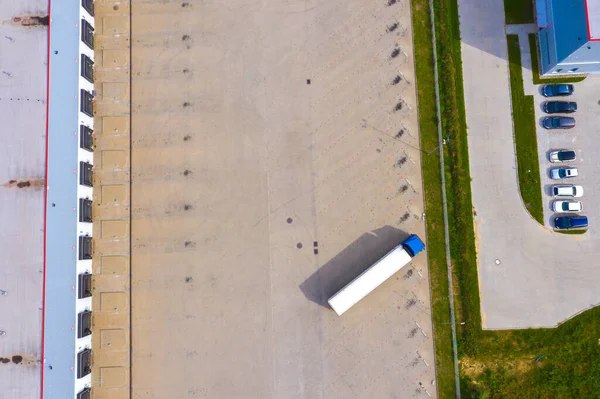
328,234,425,316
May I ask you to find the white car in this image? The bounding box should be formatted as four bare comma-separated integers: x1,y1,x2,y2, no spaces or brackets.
553,200,583,213
552,185,583,197
550,167,578,180
549,150,576,163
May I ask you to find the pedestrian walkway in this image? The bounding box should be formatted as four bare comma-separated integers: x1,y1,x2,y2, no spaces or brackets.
506,24,538,95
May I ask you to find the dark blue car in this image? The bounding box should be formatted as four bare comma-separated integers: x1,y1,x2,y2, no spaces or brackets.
554,215,588,230
542,116,576,129
542,84,574,97
543,101,577,114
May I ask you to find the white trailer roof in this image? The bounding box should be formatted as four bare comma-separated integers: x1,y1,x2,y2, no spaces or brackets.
328,245,412,316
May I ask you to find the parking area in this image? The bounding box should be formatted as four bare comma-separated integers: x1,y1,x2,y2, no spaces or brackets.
126,1,437,398
534,77,600,230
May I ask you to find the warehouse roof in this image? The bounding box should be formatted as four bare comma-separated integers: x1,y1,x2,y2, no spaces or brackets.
0,2,47,398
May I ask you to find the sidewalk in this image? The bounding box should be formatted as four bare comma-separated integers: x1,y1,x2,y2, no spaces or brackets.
506,23,538,95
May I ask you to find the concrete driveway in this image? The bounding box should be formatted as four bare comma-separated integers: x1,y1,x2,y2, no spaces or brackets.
125,0,437,398
458,0,600,329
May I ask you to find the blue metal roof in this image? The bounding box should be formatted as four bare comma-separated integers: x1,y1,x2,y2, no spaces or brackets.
537,0,550,28
552,0,588,63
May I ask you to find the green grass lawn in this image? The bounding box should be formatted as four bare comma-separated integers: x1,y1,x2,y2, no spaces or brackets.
556,229,588,235
506,35,544,224
503,0,534,24
460,307,600,398
528,34,587,84
411,0,456,397
414,1,600,398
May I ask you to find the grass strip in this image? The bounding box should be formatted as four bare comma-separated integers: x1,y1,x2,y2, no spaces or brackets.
507,35,544,224
528,34,586,84
431,0,481,358
460,305,600,398
556,229,587,235
503,0,534,24
411,0,456,397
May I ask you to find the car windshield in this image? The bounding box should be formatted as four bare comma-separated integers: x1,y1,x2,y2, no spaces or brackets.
559,151,575,160
558,169,567,178
555,186,573,195
562,203,569,211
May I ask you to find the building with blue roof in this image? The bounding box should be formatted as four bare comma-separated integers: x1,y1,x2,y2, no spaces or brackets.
537,0,600,75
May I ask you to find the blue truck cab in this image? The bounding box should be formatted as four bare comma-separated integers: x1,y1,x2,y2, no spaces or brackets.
402,234,425,257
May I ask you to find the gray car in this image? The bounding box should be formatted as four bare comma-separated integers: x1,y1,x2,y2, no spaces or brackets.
550,167,578,180
542,116,576,129
549,150,576,163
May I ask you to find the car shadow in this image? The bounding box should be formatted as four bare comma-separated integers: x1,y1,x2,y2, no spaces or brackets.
543,183,556,197
547,213,557,229
547,197,556,213
299,225,410,309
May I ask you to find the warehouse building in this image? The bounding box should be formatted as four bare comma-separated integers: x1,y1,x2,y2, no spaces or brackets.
537,0,600,75
0,0,95,398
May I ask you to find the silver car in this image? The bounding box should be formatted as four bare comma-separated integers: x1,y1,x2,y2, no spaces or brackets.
550,167,578,180
552,185,583,197
552,200,583,213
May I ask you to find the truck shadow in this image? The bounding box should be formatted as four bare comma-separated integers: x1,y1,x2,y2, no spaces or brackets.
299,225,410,309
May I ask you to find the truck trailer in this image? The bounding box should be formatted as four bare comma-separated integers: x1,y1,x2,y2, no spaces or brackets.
327,234,425,316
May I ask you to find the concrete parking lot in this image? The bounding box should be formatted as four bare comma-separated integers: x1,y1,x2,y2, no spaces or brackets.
459,0,600,329
124,1,437,398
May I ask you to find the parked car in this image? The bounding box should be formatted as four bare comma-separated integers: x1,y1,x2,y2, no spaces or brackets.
552,184,583,197
550,167,578,180
549,150,576,163
542,116,576,129
554,215,588,230
543,101,577,114
542,84,575,97
553,200,582,213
